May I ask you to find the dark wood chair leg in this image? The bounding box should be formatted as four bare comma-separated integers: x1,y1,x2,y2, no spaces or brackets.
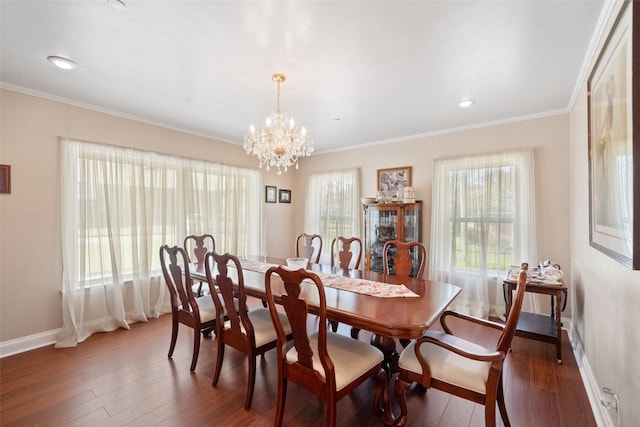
350,327,360,339
190,327,201,372
212,340,225,386
484,390,497,427
329,321,339,332
245,354,257,410
497,374,511,427
168,317,179,358
275,377,288,427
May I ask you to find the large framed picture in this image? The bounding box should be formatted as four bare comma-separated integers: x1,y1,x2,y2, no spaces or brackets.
377,166,412,192
588,0,639,269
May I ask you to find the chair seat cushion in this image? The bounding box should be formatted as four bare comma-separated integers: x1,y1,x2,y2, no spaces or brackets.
286,331,383,391
194,295,217,322
398,330,492,394
246,308,292,347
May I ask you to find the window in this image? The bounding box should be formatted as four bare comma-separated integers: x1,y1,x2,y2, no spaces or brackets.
58,139,262,347
305,169,360,264
430,149,537,318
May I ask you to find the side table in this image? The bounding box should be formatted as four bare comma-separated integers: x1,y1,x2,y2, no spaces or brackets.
503,279,568,364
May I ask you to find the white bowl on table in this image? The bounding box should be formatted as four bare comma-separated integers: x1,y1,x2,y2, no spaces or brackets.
285,257,308,270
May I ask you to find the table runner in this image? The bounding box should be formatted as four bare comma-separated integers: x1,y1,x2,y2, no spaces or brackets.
238,259,419,298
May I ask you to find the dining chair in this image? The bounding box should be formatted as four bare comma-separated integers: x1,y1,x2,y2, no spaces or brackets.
264,265,387,427
295,233,323,264
329,236,362,333
183,234,215,296
353,240,426,340
159,244,217,372
393,263,530,427
205,252,292,410
330,236,362,269
382,240,426,278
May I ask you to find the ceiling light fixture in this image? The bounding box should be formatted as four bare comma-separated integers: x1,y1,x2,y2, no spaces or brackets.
243,73,314,175
458,98,476,108
108,0,127,10
47,55,78,70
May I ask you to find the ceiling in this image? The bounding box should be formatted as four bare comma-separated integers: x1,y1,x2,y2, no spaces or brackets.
0,0,606,154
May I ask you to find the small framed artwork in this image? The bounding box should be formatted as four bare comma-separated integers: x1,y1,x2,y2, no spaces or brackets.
279,189,291,203
0,165,10,194
587,0,639,269
377,166,412,192
265,185,277,203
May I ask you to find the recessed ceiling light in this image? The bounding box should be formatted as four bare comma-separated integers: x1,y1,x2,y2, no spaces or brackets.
47,56,78,70
108,0,127,10
459,98,476,108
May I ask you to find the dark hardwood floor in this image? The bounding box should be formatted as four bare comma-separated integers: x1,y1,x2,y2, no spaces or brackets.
1,298,596,426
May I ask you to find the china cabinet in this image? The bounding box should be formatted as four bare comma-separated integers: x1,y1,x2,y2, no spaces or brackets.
362,201,423,274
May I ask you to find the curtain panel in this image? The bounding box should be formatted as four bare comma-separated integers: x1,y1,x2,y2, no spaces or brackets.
57,139,262,347
305,169,361,266
430,148,538,318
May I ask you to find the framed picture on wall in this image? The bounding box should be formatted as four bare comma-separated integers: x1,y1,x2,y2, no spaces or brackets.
265,185,277,203
377,166,412,192
279,189,291,203
587,0,639,269
0,165,10,194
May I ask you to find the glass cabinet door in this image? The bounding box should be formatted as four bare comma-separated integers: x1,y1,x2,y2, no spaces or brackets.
363,201,422,273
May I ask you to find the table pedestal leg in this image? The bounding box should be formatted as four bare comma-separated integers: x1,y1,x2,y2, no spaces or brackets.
370,333,399,426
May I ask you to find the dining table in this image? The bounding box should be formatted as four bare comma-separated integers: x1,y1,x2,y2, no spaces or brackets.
189,255,461,425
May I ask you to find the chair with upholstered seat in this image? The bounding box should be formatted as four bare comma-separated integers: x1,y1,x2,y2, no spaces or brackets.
183,234,215,296
382,240,426,278
329,236,362,333
352,239,427,340
393,263,529,427
205,252,292,410
295,233,323,264
330,236,362,269
159,244,217,372
264,265,387,427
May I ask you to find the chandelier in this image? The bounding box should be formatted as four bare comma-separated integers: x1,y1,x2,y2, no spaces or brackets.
243,73,314,175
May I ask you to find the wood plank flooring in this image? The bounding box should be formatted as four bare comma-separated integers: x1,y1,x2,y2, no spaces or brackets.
0,298,596,426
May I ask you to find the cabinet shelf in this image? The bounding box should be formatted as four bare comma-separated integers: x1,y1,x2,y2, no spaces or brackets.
362,201,423,274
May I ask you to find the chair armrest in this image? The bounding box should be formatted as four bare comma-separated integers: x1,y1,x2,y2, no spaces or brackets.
440,310,505,335
415,334,504,363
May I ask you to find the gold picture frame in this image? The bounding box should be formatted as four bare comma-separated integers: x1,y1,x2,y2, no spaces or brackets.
377,166,412,192
587,0,639,269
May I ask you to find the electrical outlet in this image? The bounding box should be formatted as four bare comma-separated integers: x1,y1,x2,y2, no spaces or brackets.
600,387,620,426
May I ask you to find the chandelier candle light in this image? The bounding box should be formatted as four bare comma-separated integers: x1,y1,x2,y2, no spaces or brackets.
243,73,314,174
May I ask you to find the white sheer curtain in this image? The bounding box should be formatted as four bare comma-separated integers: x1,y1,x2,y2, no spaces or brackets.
305,169,361,265
430,149,538,319
57,139,262,347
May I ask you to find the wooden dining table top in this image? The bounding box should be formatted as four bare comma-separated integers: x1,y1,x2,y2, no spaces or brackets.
189,256,461,340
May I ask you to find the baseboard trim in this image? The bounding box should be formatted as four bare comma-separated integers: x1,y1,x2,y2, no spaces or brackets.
0,328,60,359
568,326,615,427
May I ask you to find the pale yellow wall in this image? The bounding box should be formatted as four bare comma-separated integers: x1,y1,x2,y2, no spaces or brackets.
296,114,572,313
567,2,640,425
0,88,294,342
1,87,572,344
